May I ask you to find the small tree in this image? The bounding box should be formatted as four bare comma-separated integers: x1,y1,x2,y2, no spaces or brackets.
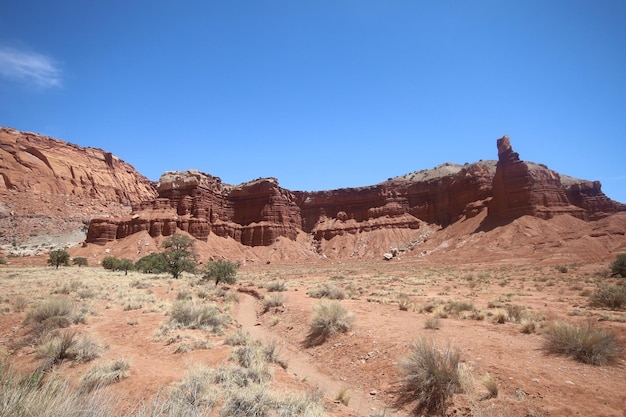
161,233,197,279
118,258,134,275
47,249,70,269
202,259,239,285
72,257,88,267
610,253,626,277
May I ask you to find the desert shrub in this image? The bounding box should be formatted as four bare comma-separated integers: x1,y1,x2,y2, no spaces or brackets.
610,253,626,277
47,249,70,269
444,300,477,318
519,318,538,334
101,256,121,271
24,298,73,325
266,280,288,292
202,259,239,285
219,384,272,417
169,300,229,333
542,321,623,365
262,293,285,313
176,289,193,301
72,257,88,267
307,282,346,300
556,265,568,273
0,256,6,265
589,284,626,310
12,295,28,312
397,294,412,311
424,317,442,330
79,358,130,392
36,329,79,370
135,252,168,274
305,300,354,346
224,330,251,346
505,304,525,323
397,338,461,416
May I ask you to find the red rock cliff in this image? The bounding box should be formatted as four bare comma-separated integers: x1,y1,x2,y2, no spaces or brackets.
0,127,156,204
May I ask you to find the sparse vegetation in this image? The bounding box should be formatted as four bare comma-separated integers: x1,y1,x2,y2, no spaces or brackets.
397,338,461,416
542,320,623,365
266,280,288,292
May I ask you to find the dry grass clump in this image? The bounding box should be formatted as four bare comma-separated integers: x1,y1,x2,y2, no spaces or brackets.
0,361,114,417
307,282,346,300
480,373,498,399
24,297,74,325
397,338,462,416
305,300,354,346
79,358,130,392
266,280,288,292
589,284,626,310
169,300,230,333
424,317,442,330
35,330,103,370
397,294,413,311
262,293,285,314
224,330,251,346
542,321,623,365
12,295,28,312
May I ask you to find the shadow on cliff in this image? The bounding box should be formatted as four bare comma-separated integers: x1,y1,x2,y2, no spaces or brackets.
473,215,512,233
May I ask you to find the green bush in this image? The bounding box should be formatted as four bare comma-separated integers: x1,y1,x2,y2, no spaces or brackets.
397,338,461,416
610,253,626,277
72,257,88,267
542,321,623,365
135,252,168,274
202,259,240,285
101,256,120,271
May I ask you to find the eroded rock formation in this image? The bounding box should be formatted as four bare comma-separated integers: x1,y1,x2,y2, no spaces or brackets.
3,127,616,253
489,135,589,220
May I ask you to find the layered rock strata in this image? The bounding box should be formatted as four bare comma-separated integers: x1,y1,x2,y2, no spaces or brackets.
75,134,624,248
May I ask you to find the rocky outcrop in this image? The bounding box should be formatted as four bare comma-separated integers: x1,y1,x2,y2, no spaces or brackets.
0,127,156,204
489,135,589,220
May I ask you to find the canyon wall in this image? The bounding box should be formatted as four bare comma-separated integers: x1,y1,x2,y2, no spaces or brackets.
85,136,623,248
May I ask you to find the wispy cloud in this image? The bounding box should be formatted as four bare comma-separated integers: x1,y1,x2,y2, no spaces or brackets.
0,46,62,88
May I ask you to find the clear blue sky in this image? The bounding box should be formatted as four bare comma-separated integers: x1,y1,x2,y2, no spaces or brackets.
1,1,624,203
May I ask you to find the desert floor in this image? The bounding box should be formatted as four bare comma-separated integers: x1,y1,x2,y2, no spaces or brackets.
1,258,625,417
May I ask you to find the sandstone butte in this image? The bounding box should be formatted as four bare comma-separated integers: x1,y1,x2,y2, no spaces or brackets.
0,126,624,262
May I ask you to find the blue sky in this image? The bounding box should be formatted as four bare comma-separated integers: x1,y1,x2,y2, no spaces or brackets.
1,1,625,203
